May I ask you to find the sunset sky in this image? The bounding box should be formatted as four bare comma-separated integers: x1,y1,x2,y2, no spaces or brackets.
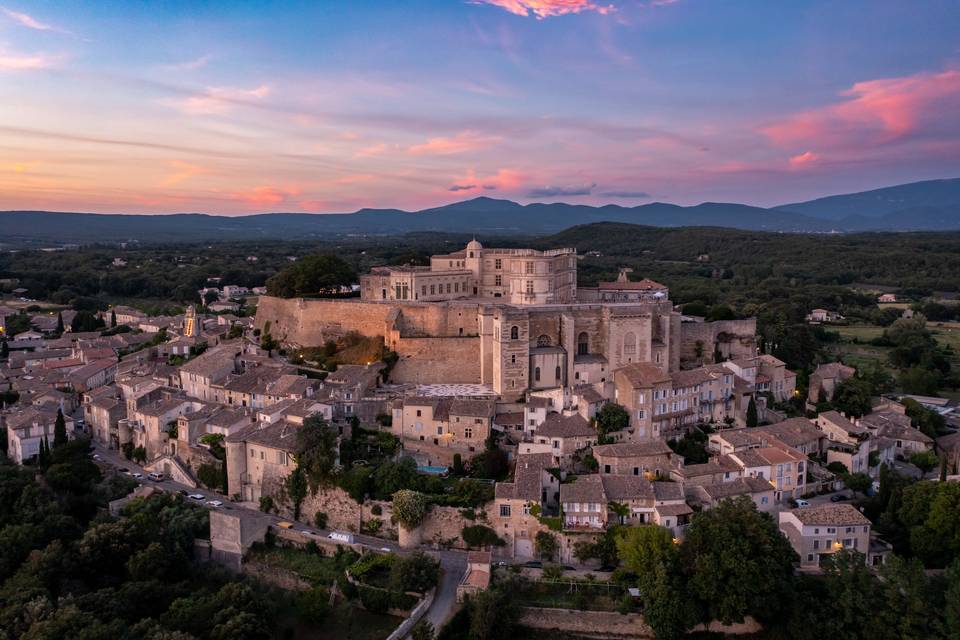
1,0,959,214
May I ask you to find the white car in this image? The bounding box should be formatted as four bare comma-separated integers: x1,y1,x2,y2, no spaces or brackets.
92,454,101,461
379,547,391,553
795,499,811,508
188,493,205,501
131,472,143,479
205,500,223,508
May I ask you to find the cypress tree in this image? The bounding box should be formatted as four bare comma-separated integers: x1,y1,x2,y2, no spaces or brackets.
746,397,758,428
53,409,68,447
0,339,8,359
111,310,117,328
56,312,64,334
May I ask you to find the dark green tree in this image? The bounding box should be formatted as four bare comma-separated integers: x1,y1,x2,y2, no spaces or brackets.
53,409,67,447
285,465,308,520
55,312,64,334
832,376,873,417
746,397,758,428
595,403,630,441
681,496,797,626
293,415,340,492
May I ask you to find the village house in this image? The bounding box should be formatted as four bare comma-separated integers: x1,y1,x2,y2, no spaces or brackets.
391,395,495,466
807,362,856,406
3,407,75,464
178,344,241,401
592,440,675,478
690,476,776,512
523,412,596,467
493,452,558,558
859,410,934,455
779,504,879,568
752,418,825,456
805,308,844,324
225,418,299,502
723,444,808,502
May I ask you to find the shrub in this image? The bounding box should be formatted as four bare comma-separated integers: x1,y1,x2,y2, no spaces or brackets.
259,496,275,513
296,586,330,623
371,504,383,516
362,518,383,535
391,551,441,593
542,563,564,580
392,490,427,529
315,511,328,529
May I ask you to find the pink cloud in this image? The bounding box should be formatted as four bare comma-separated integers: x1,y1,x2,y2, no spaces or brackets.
447,168,525,194
0,51,53,70
471,0,615,19
788,151,820,169
233,186,289,208
764,68,960,149
408,131,501,156
178,84,270,115
161,160,208,187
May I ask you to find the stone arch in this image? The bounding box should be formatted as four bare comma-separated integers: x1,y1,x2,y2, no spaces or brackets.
510,326,519,340
624,331,637,357
537,334,551,347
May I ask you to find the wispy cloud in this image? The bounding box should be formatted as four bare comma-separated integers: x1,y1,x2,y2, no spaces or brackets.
0,50,54,70
788,151,820,169
177,84,270,115
448,184,477,191
764,68,960,150
408,131,501,155
161,160,209,187
470,0,615,19
1,6,63,31
527,182,596,197
163,54,212,72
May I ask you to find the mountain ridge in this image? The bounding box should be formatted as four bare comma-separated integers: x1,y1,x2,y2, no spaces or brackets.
1,178,957,246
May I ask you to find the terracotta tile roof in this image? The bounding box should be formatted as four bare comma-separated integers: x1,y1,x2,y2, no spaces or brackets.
753,418,822,448
495,452,552,501
699,476,774,500
598,278,666,291
536,412,594,439
560,474,605,503
655,503,693,517
670,368,714,388
789,503,871,526
601,475,654,501
593,440,672,458
818,411,867,435
617,362,671,388
652,481,685,501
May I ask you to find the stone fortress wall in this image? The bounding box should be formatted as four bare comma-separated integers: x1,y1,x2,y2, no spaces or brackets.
255,295,758,392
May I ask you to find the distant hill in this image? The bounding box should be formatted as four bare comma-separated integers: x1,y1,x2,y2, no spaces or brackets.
776,178,960,227
1,178,958,246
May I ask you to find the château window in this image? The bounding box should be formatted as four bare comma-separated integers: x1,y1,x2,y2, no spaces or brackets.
555,366,561,380
577,332,589,355
511,326,519,340
534,367,541,382
495,258,502,269
495,275,502,286
537,335,551,347
526,261,534,274
624,332,637,355
526,281,533,294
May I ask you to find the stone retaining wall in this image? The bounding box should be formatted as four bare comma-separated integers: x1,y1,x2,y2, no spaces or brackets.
519,607,762,639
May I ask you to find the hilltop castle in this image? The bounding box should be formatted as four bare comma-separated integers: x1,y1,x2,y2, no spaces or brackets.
256,241,756,401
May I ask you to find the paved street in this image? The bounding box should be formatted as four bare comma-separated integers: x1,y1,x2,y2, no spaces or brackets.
91,441,466,634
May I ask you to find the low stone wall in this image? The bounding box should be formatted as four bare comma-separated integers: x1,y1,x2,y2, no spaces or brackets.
243,559,313,592
519,607,762,639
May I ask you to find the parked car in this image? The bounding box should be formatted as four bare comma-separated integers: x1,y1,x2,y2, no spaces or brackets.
523,561,543,569
131,472,143,480
795,499,811,507
118,468,130,474
205,500,223,508
147,472,164,482
277,521,295,529
830,494,848,502
188,493,205,501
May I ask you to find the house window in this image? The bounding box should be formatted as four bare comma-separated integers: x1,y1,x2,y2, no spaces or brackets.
552,439,560,449
422,286,427,296
604,464,611,473
278,451,287,464
555,366,561,380
250,449,255,458
437,426,443,435
446,283,452,293
522,503,530,515
417,410,422,417
807,554,814,563
500,504,511,517
430,285,436,295
511,355,516,364
813,540,819,550
577,332,589,355
465,428,473,439
511,326,519,340
761,496,769,504
534,367,541,382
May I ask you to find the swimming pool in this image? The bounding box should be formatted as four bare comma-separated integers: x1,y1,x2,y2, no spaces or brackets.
417,465,449,475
